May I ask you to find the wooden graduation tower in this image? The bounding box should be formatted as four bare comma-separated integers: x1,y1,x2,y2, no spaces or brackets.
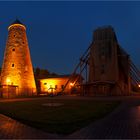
88,26,131,95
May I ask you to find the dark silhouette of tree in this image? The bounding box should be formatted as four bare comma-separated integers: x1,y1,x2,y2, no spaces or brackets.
34,67,50,79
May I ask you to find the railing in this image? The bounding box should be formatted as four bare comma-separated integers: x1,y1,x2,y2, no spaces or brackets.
0,87,37,98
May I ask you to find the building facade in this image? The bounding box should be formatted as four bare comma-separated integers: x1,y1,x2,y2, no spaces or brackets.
1,19,36,97
39,75,82,95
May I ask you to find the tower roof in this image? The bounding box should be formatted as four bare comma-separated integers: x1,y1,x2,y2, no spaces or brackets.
8,19,26,30
10,19,24,26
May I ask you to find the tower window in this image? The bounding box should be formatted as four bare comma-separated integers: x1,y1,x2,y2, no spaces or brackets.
12,64,14,67
23,42,25,44
12,48,15,51
14,35,16,37
61,85,64,89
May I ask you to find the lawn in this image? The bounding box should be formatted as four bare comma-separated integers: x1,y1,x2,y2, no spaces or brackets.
0,98,120,134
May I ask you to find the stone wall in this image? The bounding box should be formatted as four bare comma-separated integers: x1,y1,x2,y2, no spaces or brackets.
1,22,36,96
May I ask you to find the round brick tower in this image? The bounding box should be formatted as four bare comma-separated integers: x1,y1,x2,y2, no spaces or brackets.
1,19,36,96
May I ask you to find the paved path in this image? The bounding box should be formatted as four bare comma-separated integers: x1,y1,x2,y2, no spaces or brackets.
67,97,140,139
0,114,60,139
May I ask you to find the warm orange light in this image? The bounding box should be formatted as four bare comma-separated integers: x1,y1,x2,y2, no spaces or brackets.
70,83,74,86
8,24,26,31
138,84,140,88
6,78,11,85
42,80,57,92
40,78,69,93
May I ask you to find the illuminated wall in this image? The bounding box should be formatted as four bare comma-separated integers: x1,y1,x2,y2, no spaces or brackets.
40,77,75,94
1,20,36,96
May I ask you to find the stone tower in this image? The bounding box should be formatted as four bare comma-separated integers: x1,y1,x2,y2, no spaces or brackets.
88,26,130,95
1,19,36,97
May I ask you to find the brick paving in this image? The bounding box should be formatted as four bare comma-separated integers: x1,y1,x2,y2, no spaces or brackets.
0,114,61,139
67,98,140,139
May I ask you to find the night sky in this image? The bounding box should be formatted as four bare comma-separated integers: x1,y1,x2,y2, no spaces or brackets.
0,1,140,75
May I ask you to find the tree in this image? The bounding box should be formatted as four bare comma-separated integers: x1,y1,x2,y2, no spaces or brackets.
34,67,50,79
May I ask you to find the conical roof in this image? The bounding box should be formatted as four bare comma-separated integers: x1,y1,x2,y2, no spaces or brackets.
8,19,26,30
10,19,24,25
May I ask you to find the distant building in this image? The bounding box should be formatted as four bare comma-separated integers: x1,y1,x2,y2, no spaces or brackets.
38,74,82,95
87,26,131,95
0,19,36,98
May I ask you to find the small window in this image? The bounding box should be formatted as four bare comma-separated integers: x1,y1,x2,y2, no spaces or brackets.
44,83,47,85
61,85,64,89
12,48,15,51
55,85,57,89
14,35,15,37
12,64,14,67
23,42,25,44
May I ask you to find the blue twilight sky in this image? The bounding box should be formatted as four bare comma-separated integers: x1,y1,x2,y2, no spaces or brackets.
0,1,140,74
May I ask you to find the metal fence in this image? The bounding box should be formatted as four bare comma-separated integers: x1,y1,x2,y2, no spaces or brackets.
0,86,37,98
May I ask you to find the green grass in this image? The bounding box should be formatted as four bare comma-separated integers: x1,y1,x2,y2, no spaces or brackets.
0,98,120,134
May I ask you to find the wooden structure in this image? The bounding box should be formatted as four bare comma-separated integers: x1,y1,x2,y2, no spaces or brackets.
63,26,134,96
88,26,131,95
